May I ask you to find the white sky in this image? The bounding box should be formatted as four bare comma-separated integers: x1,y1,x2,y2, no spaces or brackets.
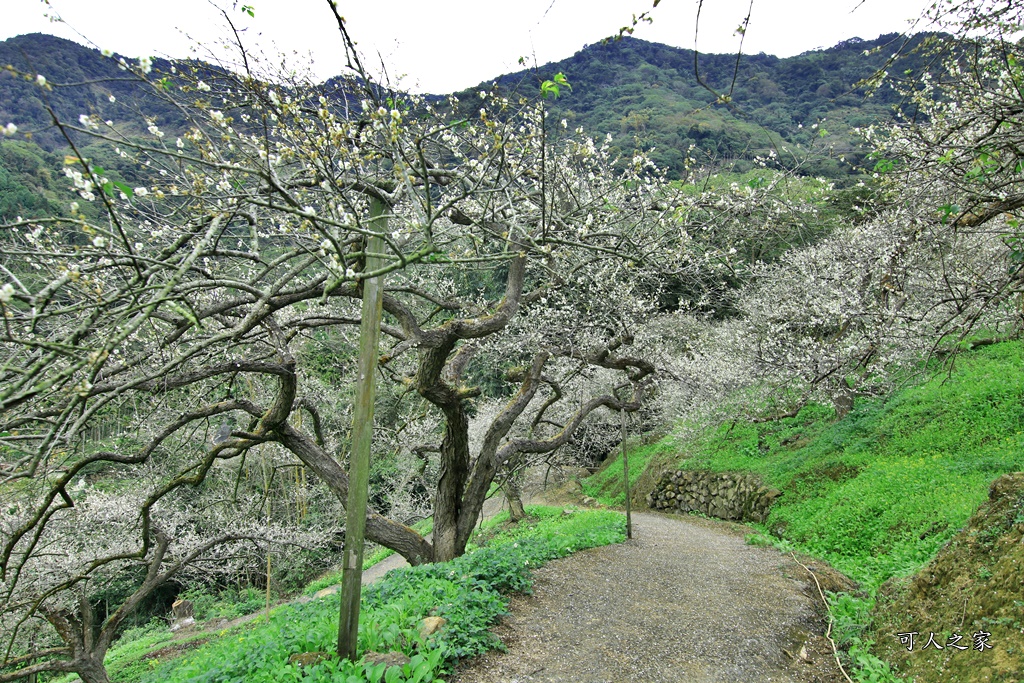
4,0,935,93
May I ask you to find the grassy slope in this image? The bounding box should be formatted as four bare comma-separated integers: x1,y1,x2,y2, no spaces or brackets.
584,341,1024,590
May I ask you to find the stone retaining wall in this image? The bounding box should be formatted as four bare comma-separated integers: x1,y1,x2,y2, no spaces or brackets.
646,469,781,523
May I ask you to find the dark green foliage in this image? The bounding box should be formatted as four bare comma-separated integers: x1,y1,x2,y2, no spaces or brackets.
473,34,942,179
0,139,79,220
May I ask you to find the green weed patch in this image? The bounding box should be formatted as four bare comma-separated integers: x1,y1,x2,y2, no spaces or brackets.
582,436,680,506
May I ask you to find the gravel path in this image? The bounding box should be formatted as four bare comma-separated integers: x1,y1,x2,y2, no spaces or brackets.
451,511,844,683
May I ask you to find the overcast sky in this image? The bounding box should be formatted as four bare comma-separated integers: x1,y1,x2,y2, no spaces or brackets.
4,0,936,93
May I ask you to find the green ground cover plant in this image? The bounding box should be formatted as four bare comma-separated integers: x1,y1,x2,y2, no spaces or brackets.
178,586,271,621
582,435,681,507
114,506,625,683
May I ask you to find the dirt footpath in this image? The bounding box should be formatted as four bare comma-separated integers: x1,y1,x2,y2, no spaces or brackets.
451,511,846,683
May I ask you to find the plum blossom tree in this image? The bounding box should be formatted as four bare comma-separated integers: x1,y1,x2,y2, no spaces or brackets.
0,6,694,569
729,209,1011,415
0,469,318,683
857,0,1024,347
0,6,835,674
659,0,1024,424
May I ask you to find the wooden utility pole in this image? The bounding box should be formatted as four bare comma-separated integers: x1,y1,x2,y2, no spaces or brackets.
621,407,632,540
338,198,386,661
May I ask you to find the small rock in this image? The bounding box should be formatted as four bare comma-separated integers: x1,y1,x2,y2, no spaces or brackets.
314,586,338,599
419,616,447,639
364,651,411,668
169,616,194,633
289,651,330,668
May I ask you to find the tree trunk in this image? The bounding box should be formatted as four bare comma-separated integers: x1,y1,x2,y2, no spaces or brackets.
74,657,111,683
432,407,472,562
833,386,854,419
504,476,526,522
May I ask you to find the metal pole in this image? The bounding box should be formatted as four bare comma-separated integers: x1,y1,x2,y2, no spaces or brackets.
338,198,386,661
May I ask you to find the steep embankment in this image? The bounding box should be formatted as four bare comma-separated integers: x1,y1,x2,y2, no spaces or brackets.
587,341,1024,583
870,473,1024,682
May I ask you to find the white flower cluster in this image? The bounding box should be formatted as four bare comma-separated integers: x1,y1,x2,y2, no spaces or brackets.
63,166,96,201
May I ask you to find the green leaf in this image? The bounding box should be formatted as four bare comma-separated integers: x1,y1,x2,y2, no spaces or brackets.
113,180,134,198
540,72,571,99
873,158,895,174
540,81,559,99
938,203,961,224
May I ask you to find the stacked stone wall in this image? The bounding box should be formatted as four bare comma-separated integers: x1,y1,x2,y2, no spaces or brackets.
646,469,781,523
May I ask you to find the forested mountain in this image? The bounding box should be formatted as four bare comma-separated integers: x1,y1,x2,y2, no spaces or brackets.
465,33,937,177
1,34,165,149
1,30,932,193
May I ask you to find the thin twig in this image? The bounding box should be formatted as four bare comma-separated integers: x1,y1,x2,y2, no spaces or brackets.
790,552,855,683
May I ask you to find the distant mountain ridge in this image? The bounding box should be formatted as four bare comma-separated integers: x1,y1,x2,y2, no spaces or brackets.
0,30,933,214
467,33,935,176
